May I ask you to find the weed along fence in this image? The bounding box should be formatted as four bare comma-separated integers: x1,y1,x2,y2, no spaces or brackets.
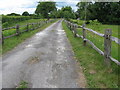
64,20,120,66
2,19,55,44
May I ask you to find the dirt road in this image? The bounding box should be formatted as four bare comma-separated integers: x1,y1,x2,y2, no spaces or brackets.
1,20,86,88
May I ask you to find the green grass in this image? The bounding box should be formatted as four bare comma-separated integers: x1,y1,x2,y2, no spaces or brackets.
70,19,119,38
87,24,119,38
16,80,28,89
2,19,46,37
70,19,119,61
62,21,119,88
2,19,57,54
77,28,119,61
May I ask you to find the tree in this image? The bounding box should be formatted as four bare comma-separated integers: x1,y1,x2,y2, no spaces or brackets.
35,2,57,19
7,13,21,16
49,10,58,18
60,6,76,19
76,2,120,24
76,2,93,20
22,11,29,16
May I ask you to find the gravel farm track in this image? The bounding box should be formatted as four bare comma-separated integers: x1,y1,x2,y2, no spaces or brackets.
1,20,86,88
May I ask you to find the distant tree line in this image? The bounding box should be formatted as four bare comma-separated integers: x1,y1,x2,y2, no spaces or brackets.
76,2,120,24
3,1,119,25
34,1,119,24
35,2,76,19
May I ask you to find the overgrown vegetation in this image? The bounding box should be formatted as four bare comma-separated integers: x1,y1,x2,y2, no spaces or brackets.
62,21,119,88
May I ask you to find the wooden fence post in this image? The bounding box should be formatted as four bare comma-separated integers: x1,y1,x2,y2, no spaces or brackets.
2,34,4,44
82,24,86,46
39,22,40,27
32,23,34,30
16,24,20,36
45,20,46,23
70,23,72,30
26,24,29,32
74,24,77,37
67,22,69,28
104,29,112,66
71,23,72,30
70,22,71,30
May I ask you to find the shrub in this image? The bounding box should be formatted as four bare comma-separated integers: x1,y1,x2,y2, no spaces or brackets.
2,16,31,28
2,22,9,28
89,19,102,25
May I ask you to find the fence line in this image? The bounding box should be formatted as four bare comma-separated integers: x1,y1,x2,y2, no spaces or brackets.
2,19,55,44
64,20,120,66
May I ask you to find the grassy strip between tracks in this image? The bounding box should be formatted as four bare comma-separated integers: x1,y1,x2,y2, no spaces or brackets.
62,21,119,88
2,19,58,54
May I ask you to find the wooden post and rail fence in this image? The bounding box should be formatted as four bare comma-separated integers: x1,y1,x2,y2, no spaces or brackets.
64,20,120,66
1,19,55,44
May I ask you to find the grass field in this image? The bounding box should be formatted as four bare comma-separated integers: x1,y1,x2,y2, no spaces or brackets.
70,19,119,61
62,21,119,88
2,19,57,54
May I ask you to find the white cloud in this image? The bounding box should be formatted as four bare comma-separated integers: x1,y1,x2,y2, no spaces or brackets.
0,0,79,15
0,0,38,14
1,8,36,15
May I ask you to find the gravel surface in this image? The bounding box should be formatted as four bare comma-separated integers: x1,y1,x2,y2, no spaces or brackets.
1,20,86,88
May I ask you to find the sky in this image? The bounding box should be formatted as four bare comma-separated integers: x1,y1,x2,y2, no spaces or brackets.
0,0,80,15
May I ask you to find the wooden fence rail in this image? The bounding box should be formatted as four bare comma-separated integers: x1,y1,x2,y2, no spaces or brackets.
2,19,55,44
64,20,120,66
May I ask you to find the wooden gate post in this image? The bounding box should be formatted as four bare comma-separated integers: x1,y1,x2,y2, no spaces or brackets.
82,24,86,46
104,29,112,66
16,24,20,36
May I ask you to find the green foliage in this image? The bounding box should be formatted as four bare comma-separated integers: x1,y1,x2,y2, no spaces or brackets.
89,19,102,25
16,81,28,89
35,2,57,18
70,19,84,25
49,10,58,18
76,2,120,24
60,6,76,19
49,6,76,19
2,16,31,28
2,22,9,27
22,11,29,16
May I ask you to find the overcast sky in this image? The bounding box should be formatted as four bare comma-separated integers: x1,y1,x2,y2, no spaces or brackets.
0,0,80,15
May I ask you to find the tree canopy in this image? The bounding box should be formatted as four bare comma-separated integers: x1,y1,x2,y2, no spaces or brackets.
76,2,120,24
22,11,29,16
7,13,21,16
56,6,76,19
35,2,57,18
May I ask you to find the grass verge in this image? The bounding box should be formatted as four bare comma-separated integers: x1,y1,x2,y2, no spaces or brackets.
62,21,119,88
2,19,57,54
